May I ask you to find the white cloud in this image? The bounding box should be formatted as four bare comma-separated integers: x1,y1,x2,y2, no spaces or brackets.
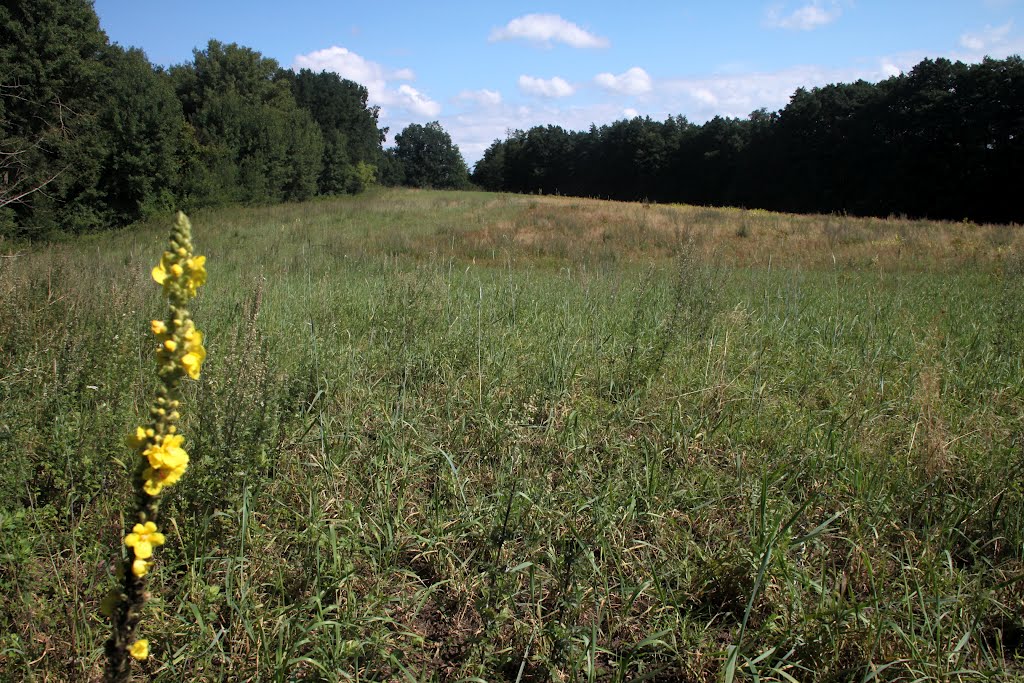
623,107,640,118
455,89,503,107
490,14,609,48
690,87,719,107
518,75,576,98
292,45,439,119
396,85,441,117
766,2,842,31
960,21,1014,51
594,67,653,95
880,61,903,78
293,46,407,95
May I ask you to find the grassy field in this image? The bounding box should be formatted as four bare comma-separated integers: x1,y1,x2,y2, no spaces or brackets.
1,188,1023,681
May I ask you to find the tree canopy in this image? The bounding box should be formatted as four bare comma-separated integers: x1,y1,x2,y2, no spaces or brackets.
390,122,470,190
1,0,386,238
473,56,1024,224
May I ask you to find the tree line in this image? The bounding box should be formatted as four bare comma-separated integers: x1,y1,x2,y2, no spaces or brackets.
1,0,389,238
5,1,1020,235
473,56,1024,224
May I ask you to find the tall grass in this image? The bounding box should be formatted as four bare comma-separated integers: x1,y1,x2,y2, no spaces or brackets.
1,189,1022,681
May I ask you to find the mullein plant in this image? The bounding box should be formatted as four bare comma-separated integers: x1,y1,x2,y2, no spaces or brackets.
103,212,207,681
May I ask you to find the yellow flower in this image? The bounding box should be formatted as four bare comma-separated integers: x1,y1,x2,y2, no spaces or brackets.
181,353,204,380
150,320,167,335
151,252,174,286
128,639,149,660
126,426,149,451
140,434,189,495
132,558,150,577
185,255,207,297
142,477,164,497
181,329,206,380
124,521,165,560
142,464,186,496
140,433,189,496
143,434,188,471
163,339,178,352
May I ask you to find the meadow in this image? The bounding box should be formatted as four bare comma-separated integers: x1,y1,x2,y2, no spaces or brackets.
1,188,1023,681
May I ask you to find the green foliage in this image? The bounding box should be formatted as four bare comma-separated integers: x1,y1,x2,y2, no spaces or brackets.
470,137,505,191
98,47,183,223
393,121,470,189
346,160,377,194
377,147,406,186
2,13,385,237
477,56,1024,223
288,69,385,195
173,41,325,206
0,0,111,236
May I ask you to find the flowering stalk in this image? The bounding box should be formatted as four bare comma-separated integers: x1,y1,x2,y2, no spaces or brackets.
104,212,207,681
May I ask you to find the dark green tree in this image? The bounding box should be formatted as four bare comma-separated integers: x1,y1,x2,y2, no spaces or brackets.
0,0,111,235
393,121,469,189
286,69,385,194
97,46,185,224
377,148,406,187
170,41,323,205
471,139,506,191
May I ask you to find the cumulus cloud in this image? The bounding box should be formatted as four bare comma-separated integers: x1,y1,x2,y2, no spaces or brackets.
455,89,503,107
292,45,440,118
880,61,903,78
623,107,640,118
690,87,719,107
396,85,441,117
293,46,408,94
518,75,576,98
490,14,609,48
594,67,653,95
766,1,842,30
960,21,1014,51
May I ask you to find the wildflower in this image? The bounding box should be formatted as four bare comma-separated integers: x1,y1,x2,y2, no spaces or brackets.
106,212,208,679
128,639,149,660
141,434,189,495
142,465,186,496
185,255,207,297
181,328,206,380
143,434,188,470
124,522,165,560
126,426,150,450
151,252,173,286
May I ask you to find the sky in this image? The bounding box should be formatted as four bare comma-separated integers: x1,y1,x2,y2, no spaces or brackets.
92,0,1024,166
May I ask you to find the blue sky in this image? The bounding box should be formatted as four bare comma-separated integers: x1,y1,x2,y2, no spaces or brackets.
93,0,1023,165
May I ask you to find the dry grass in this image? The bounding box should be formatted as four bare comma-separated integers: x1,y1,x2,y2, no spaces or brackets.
341,191,1024,271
